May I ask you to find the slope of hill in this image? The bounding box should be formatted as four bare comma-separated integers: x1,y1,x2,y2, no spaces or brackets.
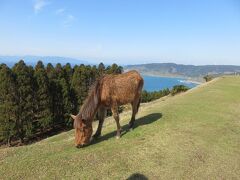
0,55,89,67
124,63,240,79
0,76,240,179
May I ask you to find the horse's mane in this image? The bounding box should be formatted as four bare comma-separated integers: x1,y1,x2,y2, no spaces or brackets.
79,77,103,121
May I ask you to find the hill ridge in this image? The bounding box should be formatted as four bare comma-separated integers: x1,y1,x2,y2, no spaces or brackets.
124,63,240,78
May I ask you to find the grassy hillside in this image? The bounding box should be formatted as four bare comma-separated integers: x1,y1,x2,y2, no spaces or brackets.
1,76,240,179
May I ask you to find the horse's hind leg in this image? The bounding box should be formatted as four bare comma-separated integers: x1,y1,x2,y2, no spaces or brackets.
111,105,122,139
129,97,141,130
93,106,105,139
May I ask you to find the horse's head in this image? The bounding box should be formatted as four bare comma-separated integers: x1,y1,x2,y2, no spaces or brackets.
71,114,93,148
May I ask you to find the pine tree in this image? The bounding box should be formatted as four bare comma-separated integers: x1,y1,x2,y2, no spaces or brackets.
46,63,56,80
34,61,52,131
54,63,65,126
60,77,74,127
0,64,17,145
98,62,105,76
71,64,90,107
13,60,35,143
63,63,73,83
71,65,81,108
91,65,98,80
106,63,123,74
49,63,74,128
46,63,63,128
82,65,92,94
85,65,94,87
59,63,75,127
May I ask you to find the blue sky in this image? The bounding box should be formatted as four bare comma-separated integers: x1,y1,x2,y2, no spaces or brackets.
0,0,240,65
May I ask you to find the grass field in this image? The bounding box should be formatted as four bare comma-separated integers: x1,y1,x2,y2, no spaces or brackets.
0,76,240,179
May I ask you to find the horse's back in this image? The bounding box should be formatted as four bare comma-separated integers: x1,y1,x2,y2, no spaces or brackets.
100,70,143,106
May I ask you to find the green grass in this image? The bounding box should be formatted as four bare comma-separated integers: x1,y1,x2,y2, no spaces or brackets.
1,76,240,179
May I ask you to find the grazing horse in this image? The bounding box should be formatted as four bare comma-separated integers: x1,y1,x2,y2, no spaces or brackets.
70,70,144,148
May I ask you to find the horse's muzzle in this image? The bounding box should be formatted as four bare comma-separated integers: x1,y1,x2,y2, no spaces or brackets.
76,143,89,148
76,144,84,148
76,138,92,148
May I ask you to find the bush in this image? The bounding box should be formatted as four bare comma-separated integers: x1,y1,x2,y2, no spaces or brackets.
171,85,189,95
141,88,170,103
203,75,214,82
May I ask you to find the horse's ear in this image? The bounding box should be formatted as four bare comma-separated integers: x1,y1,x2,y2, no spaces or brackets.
70,114,77,120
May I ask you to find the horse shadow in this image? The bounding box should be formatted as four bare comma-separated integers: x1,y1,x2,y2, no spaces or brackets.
90,113,162,146
126,173,148,180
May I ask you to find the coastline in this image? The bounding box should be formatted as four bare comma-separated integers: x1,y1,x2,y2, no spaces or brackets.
139,72,203,84
179,79,202,85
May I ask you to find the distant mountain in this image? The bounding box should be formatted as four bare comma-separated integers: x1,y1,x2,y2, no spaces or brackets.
125,63,240,79
0,55,89,67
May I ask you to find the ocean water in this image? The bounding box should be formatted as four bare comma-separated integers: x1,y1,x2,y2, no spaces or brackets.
143,75,198,92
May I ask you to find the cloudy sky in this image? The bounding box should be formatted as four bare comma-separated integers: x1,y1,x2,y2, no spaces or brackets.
0,0,240,65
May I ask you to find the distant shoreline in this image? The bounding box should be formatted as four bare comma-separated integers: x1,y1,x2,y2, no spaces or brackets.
138,72,203,84
179,79,202,85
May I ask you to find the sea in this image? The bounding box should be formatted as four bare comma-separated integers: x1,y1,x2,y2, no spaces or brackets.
143,75,199,92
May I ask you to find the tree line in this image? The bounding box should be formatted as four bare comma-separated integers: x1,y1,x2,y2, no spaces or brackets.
0,60,189,146
141,88,171,103
0,60,122,146
141,84,189,103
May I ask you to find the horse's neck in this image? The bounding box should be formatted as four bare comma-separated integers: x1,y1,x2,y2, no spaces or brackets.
87,104,99,122
81,93,100,122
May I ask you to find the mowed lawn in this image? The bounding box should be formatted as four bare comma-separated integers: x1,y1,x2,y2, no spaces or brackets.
0,76,240,179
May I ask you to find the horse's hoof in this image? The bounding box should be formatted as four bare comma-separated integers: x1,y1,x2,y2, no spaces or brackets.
116,135,120,139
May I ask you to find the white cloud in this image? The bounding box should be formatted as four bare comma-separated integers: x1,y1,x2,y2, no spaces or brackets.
34,0,49,14
63,14,76,27
54,8,76,27
55,8,65,15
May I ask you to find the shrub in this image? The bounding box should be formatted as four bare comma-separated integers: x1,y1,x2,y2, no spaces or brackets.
203,75,214,82
141,88,170,103
171,85,189,95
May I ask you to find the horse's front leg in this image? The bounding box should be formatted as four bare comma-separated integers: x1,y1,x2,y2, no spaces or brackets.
93,106,105,139
111,105,122,139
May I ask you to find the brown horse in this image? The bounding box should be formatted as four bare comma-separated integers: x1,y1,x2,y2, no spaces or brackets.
70,70,144,148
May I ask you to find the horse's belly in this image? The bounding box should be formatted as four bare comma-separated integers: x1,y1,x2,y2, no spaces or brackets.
100,94,135,107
